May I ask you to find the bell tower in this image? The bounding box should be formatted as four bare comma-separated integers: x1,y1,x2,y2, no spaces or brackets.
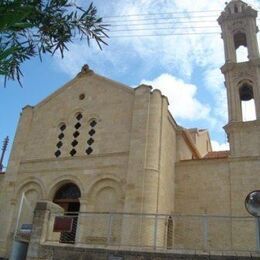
218,0,260,157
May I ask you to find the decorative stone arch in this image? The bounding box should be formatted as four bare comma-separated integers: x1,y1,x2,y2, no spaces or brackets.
237,80,256,121
48,175,85,201
51,180,82,244
16,177,46,200
87,113,101,124
238,80,254,100
231,29,249,62
87,176,124,212
233,30,247,49
52,119,68,129
68,108,84,122
13,179,46,234
87,175,123,199
230,22,246,35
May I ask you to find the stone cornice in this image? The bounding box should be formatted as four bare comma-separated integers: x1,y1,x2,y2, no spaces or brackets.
224,119,260,132
176,154,260,166
218,8,257,25
221,59,260,73
20,151,129,165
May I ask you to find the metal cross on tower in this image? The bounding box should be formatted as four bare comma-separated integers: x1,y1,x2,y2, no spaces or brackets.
0,136,9,172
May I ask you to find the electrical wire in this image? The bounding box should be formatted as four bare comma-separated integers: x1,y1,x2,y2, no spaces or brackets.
103,10,222,19
108,20,219,27
107,18,260,28
107,32,220,38
109,26,219,33
101,9,260,37
104,15,220,23
103,8,260,19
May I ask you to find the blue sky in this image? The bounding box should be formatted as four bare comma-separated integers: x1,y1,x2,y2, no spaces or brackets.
1,0,260,169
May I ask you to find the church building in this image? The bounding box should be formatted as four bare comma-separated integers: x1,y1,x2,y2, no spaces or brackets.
0,0,260,259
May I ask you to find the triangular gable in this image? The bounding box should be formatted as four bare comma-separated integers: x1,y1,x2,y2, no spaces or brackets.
34,65,134,110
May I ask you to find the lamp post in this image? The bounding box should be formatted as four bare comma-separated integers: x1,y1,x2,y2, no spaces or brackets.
245,190,260,250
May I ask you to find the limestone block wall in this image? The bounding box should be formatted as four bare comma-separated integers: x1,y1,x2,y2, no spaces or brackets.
225,120,260,157
175,157,259,251
4,153,127,251
175,159,231,250
192,130,212,157
157,114,176,215
121,86,178,247
175,159,230,215
0,105,35,258
0,176,8,257
229,157,260,216
22,73,135,161
227,157,260,251
1,73,200,256
176,132,194,161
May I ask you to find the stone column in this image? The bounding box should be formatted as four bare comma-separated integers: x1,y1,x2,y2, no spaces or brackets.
75,199,88,244
141,90,162,247
247,19,259,60
255,67,260,120
123,84,152,214
27,201,63,260
222,24,236,63
121,84,151,246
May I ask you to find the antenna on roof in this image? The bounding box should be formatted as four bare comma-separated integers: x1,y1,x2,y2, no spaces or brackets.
0,136,9,172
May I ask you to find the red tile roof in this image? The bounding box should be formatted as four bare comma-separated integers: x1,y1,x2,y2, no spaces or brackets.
204,151,229,159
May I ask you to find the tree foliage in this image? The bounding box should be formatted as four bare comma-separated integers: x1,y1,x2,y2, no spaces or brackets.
0,0,109,85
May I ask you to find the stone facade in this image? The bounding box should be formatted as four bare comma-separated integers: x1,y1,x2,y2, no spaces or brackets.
0,0,260,259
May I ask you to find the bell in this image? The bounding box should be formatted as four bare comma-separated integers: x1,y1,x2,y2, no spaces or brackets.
239,85,254,101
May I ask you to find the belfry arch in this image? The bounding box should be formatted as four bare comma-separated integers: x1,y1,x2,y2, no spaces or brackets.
233,31,248,62
239,83,256,122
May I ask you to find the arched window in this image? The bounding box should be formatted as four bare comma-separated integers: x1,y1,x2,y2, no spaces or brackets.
234,32,248,62
70,113,83,157
86,119,97,155
53,183,81,244
239,83,256,122
55,123,66,158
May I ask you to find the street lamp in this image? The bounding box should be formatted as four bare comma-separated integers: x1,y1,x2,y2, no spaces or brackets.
245,190,260,250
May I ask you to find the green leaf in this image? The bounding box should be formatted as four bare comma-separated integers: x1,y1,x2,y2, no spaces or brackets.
0,5,35,31
0,46,18,61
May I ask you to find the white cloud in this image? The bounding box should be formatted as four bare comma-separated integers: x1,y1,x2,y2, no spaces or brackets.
53,0,260,145
211,140,230,151
140,73,211,120
204,68,227,111
55,0,260,79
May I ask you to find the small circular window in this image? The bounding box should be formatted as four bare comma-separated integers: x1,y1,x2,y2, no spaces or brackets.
79,93,85,100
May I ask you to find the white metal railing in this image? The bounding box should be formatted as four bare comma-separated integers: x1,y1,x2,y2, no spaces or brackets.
44,212,259,253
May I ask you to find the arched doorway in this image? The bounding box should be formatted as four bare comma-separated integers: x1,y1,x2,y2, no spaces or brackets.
167,216,173,249
53,183,81,244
